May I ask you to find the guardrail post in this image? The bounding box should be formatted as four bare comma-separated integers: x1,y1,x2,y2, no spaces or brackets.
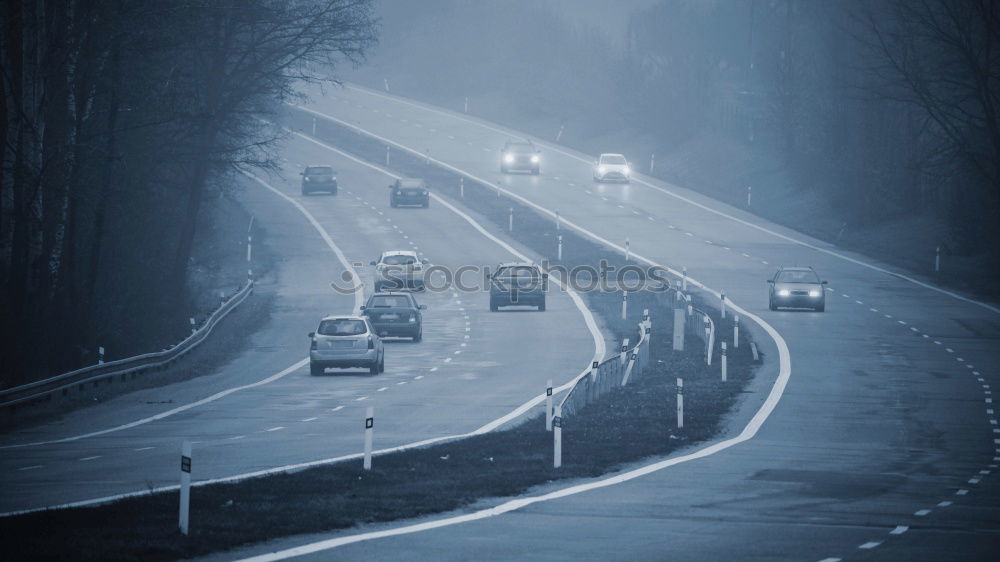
681,266,687,291
557,235,563,261
98,346,105,366
363,407,374,471
621,290,628,320
546,379,553,431
179,441,192,535
721,342,728,382
553,405,562,468
676,378,684,429
720,291,726,319
733,315,740,349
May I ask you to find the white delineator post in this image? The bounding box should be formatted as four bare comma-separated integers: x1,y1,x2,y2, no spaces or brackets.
459,177,464,198
98,346,105,365
311,118,316,136
935,245,941,273
556,124,564,141
650,153,655,173
545,380,553,431
425,149,430,165
676,378,684,429
720,290,727,319
747,186,752,207
721,342,728,382
557,235,563,261
464,97,469,113
620,338,629,365
363,407,374,471
179,441,192,535
385,145,390,166
621,291,628,320
556,210,561,230
189,317,196,335
508,208,513,232
733,315,740,349
673,294,686,351
383,78,390,92
553,405,563,468
625,237,630,262
682,266,688,291
704,316,712,366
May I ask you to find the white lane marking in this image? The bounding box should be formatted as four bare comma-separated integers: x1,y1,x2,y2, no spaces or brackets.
817,558,842,562
858,541,882,550
429,367,438,372
414,375,424,380
79,456,101,461
443,358,452,363
228,435,246,441
342,83,1000,315
889,525,909,535
957,488,969,495
134,446,155,451
331,406,344,412
915,509,931,516
355,396,368,401
17,465,43,471
266,427,285,432
968,477,981,484
237,105,795,560
937,501,953,507
301,417,318,422
377,387,388,392
396,381,407,386
1,358,309,450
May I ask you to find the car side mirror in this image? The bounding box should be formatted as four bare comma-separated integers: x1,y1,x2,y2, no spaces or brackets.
767,280,774,284
388,184,395,189
821,280,828,285
421,259,429,265
418,304,427,310
359,305,366,311
369,260,377,266
542,273,549,280
308,331,315,338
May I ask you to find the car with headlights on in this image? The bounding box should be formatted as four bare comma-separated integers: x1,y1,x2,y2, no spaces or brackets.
489,262,548,311
389,178,429,208
767,266,827,311
300,165,338,195
361,292,426,341
309,315,384,375
500,140,541,175
370,250,429,292
593,153,631,183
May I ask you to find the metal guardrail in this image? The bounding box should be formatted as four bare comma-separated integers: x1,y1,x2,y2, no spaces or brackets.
0,280,255,411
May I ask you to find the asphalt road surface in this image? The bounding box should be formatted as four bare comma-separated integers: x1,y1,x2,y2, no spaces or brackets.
0,129,601,514
213,84,1000,561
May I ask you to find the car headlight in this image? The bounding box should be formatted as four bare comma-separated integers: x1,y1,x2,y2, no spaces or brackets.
598,166,606,174
303,176,311,181
504,154,514,163
623,166,631,175
777,289,790,297
531,155,540,163
422,190,428,195
408,314,416,323
809,290,821,297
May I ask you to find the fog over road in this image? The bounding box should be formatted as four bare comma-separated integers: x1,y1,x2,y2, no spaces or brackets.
215,85,1000,561
0,130,599,514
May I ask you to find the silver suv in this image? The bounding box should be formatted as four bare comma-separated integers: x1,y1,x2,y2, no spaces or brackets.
309,316,385,375
370,250,428,292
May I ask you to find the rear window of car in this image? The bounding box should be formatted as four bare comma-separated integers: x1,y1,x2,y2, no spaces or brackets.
306,166,333,174
318,319,367,336
601,155,626,165
399,180,423,188
368,295,414,308
776,270,820,283
497,266,540,278
382,255,417,265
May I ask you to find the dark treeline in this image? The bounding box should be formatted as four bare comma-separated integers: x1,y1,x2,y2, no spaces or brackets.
361,0,1000,277
0,1,377,386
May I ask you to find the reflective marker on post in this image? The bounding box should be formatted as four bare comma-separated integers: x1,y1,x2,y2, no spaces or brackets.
591,360,599,382
553,405,563,468
557,235,563,261
545,379,553,431
721,342,728,382
704,316,712,366
676,378,684,429
98,346,105,366
363,407,374,471
620,338,630,365
189,317,196,335
621,291,628,320
625,237,630,262
720,290,726,319
179,441,192,535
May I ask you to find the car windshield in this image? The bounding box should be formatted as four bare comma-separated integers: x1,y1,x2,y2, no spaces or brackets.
497,266,539,279
507,143,534,153
601,155,626,165
306,166,333,175
368,295,413,308
382,254,417,265
399,180,423,188
318,319,367,336
776,270,820,283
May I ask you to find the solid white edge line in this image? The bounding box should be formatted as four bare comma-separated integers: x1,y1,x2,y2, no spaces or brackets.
340,82,1000,315
234,104,791,559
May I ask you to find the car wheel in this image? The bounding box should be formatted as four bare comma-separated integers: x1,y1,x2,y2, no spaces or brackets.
370,360,379,375
538,301,546,311
422,200,429,208
532,167,540,175
501,165,508,174
379,353,385,373
413,329,422,342
816,302,825,312
769,299,777,311
331,188,338,196
310,362,323,376
302,188,311,196
490,299,498,312
390,198,397,208
374,281,383,293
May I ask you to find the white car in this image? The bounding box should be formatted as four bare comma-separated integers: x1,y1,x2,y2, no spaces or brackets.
370,250,429,292
593,153,631,183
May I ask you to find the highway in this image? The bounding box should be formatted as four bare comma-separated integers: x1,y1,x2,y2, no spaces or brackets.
0,129,601,514
214,85,1000,561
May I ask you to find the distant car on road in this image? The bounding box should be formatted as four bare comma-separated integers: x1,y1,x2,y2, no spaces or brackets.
370,250,429,292
593,153,630,183
309,315,384,375
361,292,426,341
389,178,430,208
489,262,548,311
767,266,827,311
500,140,541,175
301,165,338,195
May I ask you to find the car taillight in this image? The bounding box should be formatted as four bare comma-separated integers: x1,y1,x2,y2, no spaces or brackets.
310,338,317,350
367,336,375,349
